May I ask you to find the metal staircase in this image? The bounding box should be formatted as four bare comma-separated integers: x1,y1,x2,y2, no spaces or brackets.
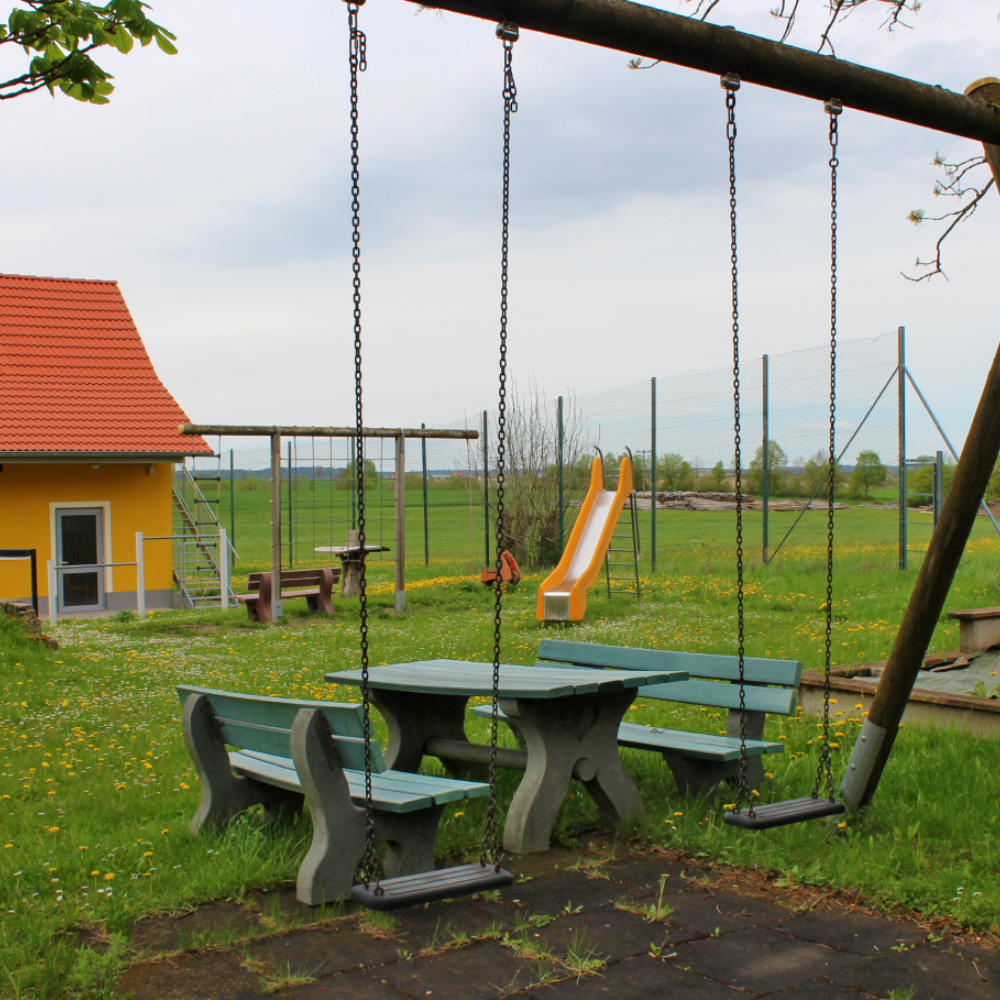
172,463,238,608
604,494,641,603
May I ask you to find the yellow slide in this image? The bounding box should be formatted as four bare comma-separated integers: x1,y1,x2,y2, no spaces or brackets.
536,453,634,622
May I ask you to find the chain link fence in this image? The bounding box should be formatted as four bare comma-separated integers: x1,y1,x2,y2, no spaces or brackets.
178,329,997,584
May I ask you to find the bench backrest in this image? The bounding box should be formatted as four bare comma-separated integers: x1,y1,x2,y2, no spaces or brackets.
177,685,385,772
536,638,801,716
245,568,339,592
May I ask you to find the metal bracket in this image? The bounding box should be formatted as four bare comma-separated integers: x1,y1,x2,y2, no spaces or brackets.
720,72,741,91
839,717,887,813
496,21,519,43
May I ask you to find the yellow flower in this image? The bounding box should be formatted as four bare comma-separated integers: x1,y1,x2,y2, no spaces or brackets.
837,822,847,829
115,783,126,791
160,829,169,835
78,846,88,852
179,782,190,791
764,773,774,780
90,871,99,876
47,826,59,834
104,873,115,881
453,812,464,818
3,844,12,850
673,812,683,817
142,851,153,858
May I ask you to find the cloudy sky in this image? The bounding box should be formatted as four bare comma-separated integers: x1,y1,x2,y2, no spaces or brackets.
1,0,997,460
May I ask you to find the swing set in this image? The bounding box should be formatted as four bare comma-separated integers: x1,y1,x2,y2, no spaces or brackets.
337,0,1000,905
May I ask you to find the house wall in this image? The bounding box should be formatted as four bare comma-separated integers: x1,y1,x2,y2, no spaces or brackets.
0,462,174,612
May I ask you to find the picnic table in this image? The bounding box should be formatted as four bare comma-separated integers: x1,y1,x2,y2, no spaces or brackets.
313,542,390,597
328,658,687,854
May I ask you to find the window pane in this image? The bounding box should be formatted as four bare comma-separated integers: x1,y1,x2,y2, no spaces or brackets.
63,571,99,607
61,514,98,566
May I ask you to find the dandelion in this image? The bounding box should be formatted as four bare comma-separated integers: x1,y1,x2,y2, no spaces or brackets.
179,782,190,791
78,846,87,852
673,812,683,817
453,812,464,819
142,852,153,858
3,844,11,850
103,873,115,881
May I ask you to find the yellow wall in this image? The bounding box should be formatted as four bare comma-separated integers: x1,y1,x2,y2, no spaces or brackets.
0,462,173,599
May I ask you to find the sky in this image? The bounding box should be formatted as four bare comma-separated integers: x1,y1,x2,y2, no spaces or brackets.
0,0,998,465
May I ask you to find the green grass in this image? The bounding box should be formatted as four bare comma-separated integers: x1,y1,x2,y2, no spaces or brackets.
4,531,1000,997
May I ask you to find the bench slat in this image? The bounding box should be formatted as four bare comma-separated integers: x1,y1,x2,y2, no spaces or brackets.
177,686,366,738
617,722,783,761
469,705,786,762
231,752,488,812
536,638,802,687
641,679,798,715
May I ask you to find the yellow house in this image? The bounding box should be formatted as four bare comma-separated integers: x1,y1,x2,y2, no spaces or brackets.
0,274,210,615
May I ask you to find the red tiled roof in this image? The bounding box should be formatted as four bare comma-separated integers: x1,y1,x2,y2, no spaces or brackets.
0,274,211,455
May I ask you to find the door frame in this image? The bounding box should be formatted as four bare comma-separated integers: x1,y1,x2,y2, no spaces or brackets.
50,501,114,599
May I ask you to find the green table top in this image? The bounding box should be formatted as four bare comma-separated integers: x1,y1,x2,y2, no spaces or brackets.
327,659,688,699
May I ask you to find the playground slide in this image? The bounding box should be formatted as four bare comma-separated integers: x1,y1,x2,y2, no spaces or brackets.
536,453,634,622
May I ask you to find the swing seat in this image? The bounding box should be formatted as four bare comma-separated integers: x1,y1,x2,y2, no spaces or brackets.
350,861,514,911
723,796,846,830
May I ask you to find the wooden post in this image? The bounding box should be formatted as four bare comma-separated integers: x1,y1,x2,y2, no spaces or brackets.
135,531,146,618
270,432,283,618
856,78,1000,807
395,431,406,613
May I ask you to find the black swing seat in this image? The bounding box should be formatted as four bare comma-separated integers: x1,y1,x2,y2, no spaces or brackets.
351,862,514,911
723,796,846,831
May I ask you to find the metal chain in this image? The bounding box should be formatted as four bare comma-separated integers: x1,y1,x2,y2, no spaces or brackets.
482,21,518,872
345,0,378,891
721,73,751,816
815,99,841,801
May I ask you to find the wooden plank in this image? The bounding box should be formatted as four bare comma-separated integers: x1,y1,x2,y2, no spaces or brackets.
946,607,1000,620
537,639,802,687
177,686,366,738
230,751,302,792
616,722,783,760
641,679,798,715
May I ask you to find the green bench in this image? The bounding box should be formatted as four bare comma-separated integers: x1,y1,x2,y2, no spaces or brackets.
178,685,490,905
471,638,801,797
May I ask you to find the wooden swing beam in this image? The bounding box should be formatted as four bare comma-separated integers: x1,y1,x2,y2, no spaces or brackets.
406,0,1000,144
403,0,1000,808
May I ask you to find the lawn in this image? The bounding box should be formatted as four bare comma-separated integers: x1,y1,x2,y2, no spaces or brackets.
3,521,1000,998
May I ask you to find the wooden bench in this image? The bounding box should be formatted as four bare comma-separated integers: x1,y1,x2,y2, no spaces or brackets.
178,685,490,905
234,568,340,622
472,638,801,797
946,607,1000,653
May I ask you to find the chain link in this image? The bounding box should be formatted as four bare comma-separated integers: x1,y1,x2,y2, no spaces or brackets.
721,74,751,816
344,0,378,892
815,99,841,802
482,22,518,872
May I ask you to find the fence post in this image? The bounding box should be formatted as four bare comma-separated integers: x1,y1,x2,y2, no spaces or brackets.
47,560,58,627
650,377,657,573
762,354,769,565
229,449,236,550
270,432,283,618
395,431,406,613
135,531,146,618
898,326,907,570
421,423,430,567
219,527,229,610
287,440,294,568
482,410,490,568
557,396,565,553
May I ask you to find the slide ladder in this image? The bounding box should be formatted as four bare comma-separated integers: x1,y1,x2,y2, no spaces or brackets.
536,452,634,622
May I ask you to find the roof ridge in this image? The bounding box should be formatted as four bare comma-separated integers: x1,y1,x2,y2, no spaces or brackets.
0,273,118,285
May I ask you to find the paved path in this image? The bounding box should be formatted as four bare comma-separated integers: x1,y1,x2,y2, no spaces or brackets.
120,851,998,1000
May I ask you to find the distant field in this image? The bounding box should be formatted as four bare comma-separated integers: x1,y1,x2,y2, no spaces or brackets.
188,480,998,584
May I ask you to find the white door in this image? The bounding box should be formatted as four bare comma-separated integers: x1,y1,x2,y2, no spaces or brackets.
56,508,105,611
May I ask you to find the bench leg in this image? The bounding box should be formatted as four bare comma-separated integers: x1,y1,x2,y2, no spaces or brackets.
373,805,445,879
182,693,263,834
726,709,766,791
291,708,367,906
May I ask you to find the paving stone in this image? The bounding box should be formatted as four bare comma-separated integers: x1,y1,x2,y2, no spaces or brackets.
499,869,639,916
774,909,927,956
117,950,263,1000
605,855,693,896
130,900,266,955
377,940,540,1000
832,946,1000,999
276,971,409,999
675,925,862,994
761,978,875,998
665,886,788,936
520,955,746,998
391,896,518,951
245,923,404,979
930,940,1000,970
531,901,667,963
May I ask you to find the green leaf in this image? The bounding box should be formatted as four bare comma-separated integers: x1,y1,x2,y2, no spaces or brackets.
153,31,176,55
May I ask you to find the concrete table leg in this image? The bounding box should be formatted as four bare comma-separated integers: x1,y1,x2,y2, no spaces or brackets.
372,689,481,779
341,558,361,598
500,689,644,854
